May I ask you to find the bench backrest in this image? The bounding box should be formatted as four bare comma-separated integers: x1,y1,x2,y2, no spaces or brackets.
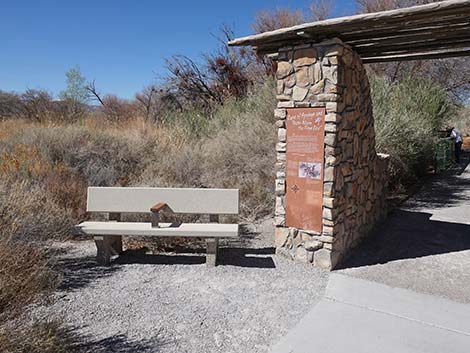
87,187,239,215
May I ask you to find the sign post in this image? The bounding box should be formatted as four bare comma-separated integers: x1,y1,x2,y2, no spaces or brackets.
285,108,325,232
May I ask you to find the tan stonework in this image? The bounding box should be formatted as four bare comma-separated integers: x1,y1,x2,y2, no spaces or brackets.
274,38,389,270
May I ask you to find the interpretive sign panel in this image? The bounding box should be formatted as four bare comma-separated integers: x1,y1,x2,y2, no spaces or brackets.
285,108,325,232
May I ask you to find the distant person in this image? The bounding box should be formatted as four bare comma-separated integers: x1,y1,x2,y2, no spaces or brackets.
450,127,463,163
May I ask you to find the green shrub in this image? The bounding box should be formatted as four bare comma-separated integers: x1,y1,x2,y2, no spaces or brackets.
371,76,453,189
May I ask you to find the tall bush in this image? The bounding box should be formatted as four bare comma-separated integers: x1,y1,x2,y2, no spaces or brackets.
371,75,453,189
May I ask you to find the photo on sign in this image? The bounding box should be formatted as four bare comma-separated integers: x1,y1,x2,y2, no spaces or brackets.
298,162,321,179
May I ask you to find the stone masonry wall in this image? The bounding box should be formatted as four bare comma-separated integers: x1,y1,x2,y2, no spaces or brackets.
274,38,389,270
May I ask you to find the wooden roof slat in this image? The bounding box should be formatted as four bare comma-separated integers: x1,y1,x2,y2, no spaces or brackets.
229,0,470,47
362,48,470,63
355,28,470,51
360,41,470,58
343,21,470,47
229,0,470,63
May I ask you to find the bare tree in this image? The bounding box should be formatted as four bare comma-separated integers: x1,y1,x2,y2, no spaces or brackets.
135,85,157,121
357,0,470,101
310,0,334,21
0,91,23,119
135,85,182,122
85,80,105,106
252,8,304,34
165,25,263,112
166,55,223,110
20,89,53,122
98,95,137,121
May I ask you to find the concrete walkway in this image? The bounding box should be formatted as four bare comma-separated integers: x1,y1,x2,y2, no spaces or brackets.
271,274,470,353
272,157,470,352
339,155,470,303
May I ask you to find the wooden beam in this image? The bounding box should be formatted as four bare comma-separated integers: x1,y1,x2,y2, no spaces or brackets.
344,19,470,45
362,48,470,63
359,40,470,57
255,23,470,57
356,33,470,53
228,0,470,47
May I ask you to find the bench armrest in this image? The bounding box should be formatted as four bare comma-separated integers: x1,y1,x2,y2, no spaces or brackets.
150,203,173,228
150,202,169,213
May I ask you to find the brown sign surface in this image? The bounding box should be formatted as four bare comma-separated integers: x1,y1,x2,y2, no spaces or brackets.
285,108,325,232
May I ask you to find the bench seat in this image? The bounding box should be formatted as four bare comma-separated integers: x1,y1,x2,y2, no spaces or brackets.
77,186,240,266
76,221,239,238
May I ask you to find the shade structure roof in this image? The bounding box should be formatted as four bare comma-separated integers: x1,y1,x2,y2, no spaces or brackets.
228,0,470,63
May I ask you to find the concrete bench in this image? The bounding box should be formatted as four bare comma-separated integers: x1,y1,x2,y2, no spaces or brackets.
75,187,239,266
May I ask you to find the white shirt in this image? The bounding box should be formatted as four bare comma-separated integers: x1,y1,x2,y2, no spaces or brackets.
451,128,463,143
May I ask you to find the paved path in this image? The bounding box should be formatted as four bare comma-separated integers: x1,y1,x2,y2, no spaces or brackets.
339,155,470,303
271,274,470,353
272,156,470,352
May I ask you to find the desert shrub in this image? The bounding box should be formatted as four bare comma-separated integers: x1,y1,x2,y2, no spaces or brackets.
0,182,68,351
20,89,54,122
371,76,453,189
0,319,78,353
0,145,86,221
0,180,74,241
137,80,277,220
2,125,147,187
96,95,139,122
165,109,213,140
0,236,58,318
202,115,276,220
0,91,23,118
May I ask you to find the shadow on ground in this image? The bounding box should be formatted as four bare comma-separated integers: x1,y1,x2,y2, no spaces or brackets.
339,209,470,269
58,325,168,353
114,246,276,269
75,333,165,353
57,255,123,291
405,153,470,209
112,223,276,268
339,153,470,270
57,224,275,292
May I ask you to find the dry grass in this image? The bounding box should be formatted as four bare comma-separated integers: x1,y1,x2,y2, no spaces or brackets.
0,319,78,353
0,81,277,348
0,180,75,352
0,75,463,350
0,237,58,318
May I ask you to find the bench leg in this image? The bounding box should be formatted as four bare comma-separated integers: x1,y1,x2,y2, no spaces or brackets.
95,236,111,265
109,235,123,255
94,235,123,265
206,239,219,267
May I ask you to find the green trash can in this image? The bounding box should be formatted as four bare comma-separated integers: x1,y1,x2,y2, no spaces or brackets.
435,138,454,172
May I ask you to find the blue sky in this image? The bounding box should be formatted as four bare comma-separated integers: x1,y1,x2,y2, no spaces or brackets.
0,0,356,98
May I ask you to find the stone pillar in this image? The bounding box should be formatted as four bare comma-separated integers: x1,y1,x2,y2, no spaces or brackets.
274,38,389,270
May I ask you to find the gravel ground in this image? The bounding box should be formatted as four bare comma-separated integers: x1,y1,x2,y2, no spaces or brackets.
338,156,470,304
35,219,329,353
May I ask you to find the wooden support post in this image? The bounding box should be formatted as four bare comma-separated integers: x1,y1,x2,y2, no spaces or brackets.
206,239,219,267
